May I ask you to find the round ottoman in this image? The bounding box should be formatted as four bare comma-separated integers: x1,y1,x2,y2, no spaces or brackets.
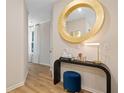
63,71,81,93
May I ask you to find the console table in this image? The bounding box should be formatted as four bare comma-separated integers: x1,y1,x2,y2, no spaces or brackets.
54,57,111,93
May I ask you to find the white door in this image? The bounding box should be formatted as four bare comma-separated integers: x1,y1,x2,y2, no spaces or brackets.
28,24,40,64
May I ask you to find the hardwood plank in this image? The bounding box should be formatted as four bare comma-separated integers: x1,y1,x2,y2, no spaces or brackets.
8,63,92,93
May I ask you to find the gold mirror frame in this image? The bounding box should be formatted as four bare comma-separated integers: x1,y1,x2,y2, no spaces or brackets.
58,0,104,43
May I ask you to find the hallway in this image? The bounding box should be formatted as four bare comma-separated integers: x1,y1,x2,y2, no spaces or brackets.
8,63,91,93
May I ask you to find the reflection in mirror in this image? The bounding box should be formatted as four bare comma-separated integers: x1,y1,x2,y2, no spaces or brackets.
66,7,96,37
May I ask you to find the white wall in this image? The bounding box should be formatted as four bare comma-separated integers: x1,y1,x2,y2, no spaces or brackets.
6,0,28,91
52,0,117,93
38,21,50,66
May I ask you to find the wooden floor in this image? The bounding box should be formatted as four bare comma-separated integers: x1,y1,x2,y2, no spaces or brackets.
8,63,91,93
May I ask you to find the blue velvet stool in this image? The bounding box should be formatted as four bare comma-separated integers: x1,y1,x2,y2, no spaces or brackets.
63,71,81,93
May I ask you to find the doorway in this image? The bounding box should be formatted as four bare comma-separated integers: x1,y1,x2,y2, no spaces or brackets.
28,21,51,66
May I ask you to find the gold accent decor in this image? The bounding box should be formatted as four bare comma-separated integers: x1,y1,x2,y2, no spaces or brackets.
58,0,104,43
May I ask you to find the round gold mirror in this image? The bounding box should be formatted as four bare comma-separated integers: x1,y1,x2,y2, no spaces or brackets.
66,7,96,38
58,0,104,43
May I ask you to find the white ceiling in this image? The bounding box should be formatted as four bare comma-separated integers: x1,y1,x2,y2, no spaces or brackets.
26,0,58,24
26,0,96,25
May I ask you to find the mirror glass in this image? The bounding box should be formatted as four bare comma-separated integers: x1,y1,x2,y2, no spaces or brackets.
66,7,96,37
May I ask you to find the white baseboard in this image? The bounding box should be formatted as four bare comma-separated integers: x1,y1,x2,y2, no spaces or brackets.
60,79,104,93
7,82,24,92
7,71,29,92
39,62,50,66
83,87,104,93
